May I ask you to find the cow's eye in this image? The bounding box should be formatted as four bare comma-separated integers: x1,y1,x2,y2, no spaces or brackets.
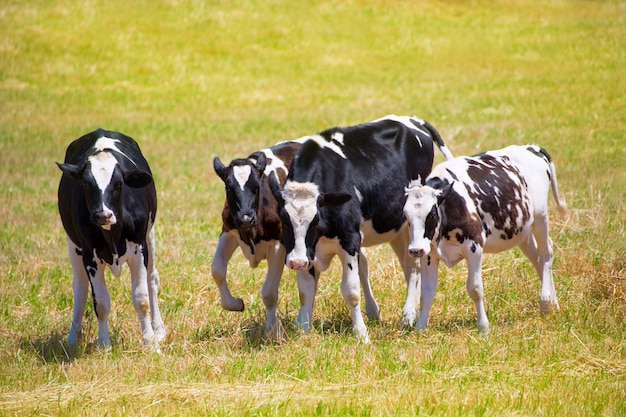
114,181,123,190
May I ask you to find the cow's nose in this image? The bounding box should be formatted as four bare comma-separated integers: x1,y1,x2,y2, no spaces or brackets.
408,248,426,258
240,213,256,229
94,210,114,226
287,259,309,270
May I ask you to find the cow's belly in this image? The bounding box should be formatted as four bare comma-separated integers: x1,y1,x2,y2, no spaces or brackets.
360,220,400,247
483,227,531,254
436,240,465,268
235,235,280,268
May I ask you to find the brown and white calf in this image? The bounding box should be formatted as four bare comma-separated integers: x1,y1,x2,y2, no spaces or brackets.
403,145,567,332
213,140,380,333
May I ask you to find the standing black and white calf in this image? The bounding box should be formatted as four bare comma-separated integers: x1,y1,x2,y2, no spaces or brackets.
57,128,165,347
212,139,380,333
270,115,453,343
403,145,567,332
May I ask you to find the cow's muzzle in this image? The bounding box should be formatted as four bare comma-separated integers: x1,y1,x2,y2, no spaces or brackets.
238,213,257,230
287,259,309,270
408,248,427,258
93,210,116,227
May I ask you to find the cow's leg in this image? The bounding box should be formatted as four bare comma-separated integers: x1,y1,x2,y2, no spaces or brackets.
417,255,439,330
358,250,380,321
145,227,166,343
466,248,489,333
523,216,559,313
262,242,286,333
127,242,157,346
339,250,370,343
211,232,245,311
390,232,421,327
295,269,319,332
84,253,112,347
67,239,88,346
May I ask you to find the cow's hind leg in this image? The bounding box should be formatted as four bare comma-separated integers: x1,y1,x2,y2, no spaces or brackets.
262,243,286,336
67,239,89,346
127,242,158,346
520,217,559,313
358,250,380,321
466,248,489,333
211,232,245,311
146,227,166,343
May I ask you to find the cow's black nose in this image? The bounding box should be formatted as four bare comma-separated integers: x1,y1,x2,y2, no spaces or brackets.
240,214,256,228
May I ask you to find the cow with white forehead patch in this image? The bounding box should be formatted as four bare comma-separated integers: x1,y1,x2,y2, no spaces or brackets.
403,145,567,332
270,115,454,343
57,128,165,348
213,140,380,334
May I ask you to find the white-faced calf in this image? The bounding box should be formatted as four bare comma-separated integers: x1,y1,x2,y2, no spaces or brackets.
403,145,567,332
57,129,165,348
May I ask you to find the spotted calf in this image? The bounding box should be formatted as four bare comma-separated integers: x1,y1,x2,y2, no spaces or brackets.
403,145,567,332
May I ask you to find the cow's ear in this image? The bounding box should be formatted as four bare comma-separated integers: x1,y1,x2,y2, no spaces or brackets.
56,162,85,181
213,157,227,181
318,192,351,208
124,169,153,188
437,181,454,204
268,172,283,205
255,153,267,173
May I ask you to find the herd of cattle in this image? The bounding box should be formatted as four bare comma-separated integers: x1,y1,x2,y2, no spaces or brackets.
56,115,567,347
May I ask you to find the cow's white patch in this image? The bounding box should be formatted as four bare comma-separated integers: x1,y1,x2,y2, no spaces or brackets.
375,114,429,138
94,136,136,166
331,132,345,145
233,165,252,190
282,181,320,264
403,183,440,254
89,152,117,192
309,135,347,159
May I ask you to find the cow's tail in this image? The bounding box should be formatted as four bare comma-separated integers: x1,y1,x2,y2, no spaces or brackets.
534,146,568,215
418,119,454,160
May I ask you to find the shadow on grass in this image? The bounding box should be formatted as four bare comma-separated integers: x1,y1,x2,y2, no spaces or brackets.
19,331,95,364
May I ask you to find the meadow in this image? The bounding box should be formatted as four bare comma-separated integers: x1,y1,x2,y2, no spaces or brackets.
1,0,625,415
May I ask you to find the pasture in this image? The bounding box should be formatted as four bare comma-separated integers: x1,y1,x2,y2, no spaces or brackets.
1,0,624,415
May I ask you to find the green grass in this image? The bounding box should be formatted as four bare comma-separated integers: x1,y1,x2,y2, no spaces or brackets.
1,0,625,415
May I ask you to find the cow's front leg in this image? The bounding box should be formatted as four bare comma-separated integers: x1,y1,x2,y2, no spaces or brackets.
340,250,369,343
85,253,111,347
67,239,88,346
417,255,439,330
262,242,286,334
465,247,489,333
145,227,166,343
127,242,158,346
390,232,420,327
211,232,245,311
295,269,318,332
358,250,380,321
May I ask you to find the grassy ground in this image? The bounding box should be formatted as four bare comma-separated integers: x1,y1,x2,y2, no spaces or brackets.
1,0,625,415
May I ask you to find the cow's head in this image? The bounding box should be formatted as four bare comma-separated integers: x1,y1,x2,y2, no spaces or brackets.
403,179,453,258
269,173,351,270
57,151,153,230
213,153,267,231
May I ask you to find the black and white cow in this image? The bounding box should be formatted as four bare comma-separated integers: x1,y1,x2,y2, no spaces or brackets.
403,145,567,332
270,115,454,342
212,140,380,333
57,128,165,347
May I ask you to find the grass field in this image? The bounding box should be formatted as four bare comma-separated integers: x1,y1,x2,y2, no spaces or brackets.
1,0,625,415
